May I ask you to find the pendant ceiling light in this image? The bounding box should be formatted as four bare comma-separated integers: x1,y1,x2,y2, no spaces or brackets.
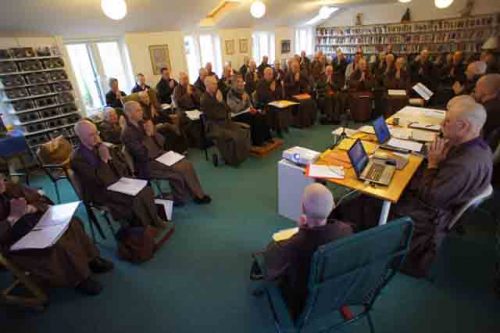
434,0,454,9
101,0,128,20
398,0,412,3
250,1,266,19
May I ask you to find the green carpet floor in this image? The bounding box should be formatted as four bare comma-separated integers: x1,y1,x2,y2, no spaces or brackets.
1,124,500,332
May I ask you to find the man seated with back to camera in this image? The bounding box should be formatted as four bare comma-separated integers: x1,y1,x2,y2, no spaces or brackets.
331,95,492,278
71,120,169,229
260,183,352,319
121,101,211,206
226,74,272,146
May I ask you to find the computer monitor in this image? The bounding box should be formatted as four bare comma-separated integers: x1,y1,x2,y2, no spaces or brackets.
347,139,369,177
372,116,391,144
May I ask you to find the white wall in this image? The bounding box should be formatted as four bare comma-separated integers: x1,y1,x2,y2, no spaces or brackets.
218,28,252,70
275,27,294,62
320,0,500,27
124,31,187,87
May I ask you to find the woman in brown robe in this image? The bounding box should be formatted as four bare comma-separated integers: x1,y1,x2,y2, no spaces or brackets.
0,177,113,295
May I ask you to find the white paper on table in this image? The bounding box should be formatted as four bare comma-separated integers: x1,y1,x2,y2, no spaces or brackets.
358,125,375,134
155,199,173,221
411,130,436,142
387,138,423,152
185,110,201,121
10,202,80,251
388,89,407,96
390,127,412,140
412,83,433,101
231,107,251,118
408,122,441,131
107,177,148,196
332,127,358,137
307,164,345,179
397,106,445,120
155,151,185,167
272,227,299,242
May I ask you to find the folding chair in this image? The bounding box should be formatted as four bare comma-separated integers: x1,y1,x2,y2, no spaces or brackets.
0,252,48,310
32,148,69,204
254,217,414,333
121,146,166,197
199,113,219,167
447,184,494,232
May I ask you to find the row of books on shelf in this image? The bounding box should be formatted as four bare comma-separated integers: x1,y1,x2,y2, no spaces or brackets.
20,113,81,136
0,46,61,60
8,92,75,112
316,14,497,36
316,29,494,46
316,42,483,55
25,127,79,148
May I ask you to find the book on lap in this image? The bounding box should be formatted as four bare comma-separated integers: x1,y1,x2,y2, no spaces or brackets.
155,151,185,167
10,201,80,251
107,177,148,196
268,100,299,108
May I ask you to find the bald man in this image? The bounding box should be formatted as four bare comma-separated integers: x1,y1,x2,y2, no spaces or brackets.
256,67,289,136
194,68,208,93
71,120,168,229
200,76,251,166
453,61,487,96
474,74,500,142
156,67,178,105
121,101,210,205
315,65,343,124
173,72,201,111
262,183,352,319
333,95,492,277
410,49,436,91
284,60,317,128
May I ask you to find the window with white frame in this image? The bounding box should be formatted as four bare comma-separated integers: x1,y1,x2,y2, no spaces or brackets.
295,28,314,56
65,39,133,115
252,31,275,64
184,33,223,83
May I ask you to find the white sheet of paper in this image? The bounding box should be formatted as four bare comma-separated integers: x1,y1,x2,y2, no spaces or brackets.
390,127,412,140
358,125,375,134
331,127,358,137
185,110,201,121
10,202,80,251
307,164,344,179
409,122,441,131
154,199,173,221
388,89,407,96
397,106,445,120
155,151,185,167
107,177,148,196
411,130,436,142
412,83,433,101
387,138,423,152
231,107,251,118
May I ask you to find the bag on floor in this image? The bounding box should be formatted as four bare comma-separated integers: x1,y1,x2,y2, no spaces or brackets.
117,226,157,263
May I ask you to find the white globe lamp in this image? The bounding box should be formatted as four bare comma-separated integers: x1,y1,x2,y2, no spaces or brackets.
250,1,266,19
101,0,128,21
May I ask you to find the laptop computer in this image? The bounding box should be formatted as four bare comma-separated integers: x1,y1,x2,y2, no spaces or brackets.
347,139,396,186
372,116,423,153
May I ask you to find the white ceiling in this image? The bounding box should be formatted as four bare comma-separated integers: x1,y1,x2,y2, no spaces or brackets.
0,0,389,36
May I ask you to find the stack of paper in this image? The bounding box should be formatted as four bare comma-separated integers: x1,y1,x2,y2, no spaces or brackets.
185,110,202,120
409,122,441,132
268,100,299,108
156,151,185,167
10,201,80,251
306,164,345,179
412,83,433,101
272,227,299,242
387,138,423,152
388,89,407,96
108,177,148,196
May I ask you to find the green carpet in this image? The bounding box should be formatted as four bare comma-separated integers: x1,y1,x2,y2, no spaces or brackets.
1,124,499,332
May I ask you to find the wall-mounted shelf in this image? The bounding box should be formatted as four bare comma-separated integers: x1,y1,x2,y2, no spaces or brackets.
0,67,65,77
0,79,70,90
0,55,61,63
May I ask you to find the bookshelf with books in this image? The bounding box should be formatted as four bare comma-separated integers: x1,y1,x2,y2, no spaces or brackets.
0,46,81,150
316,13,499,56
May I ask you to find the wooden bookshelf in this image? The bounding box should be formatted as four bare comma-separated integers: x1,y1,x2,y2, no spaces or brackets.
316,13,499,55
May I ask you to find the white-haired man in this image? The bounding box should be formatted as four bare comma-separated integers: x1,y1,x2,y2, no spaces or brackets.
333,95,493,277
262,183,352,319
99,107,123,145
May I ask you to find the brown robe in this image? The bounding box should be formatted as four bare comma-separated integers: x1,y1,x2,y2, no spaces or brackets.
256,79,291,133
0,182,98,287
482,94,500,142
333,137,492,276
70,144,163,227
284,72,317,128
264,221,352,319
99,120,122,145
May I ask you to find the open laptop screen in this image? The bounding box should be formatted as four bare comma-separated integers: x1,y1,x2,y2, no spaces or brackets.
347,139,369,177
372,116,391,144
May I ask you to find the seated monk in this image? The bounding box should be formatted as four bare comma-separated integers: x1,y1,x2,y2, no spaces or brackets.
474,73,500,143
226,74,272,146
71,120,168,229
172,72,202,148
200,76,251,166
332,95,492,277
194,68,208,94
0,176,113,295
284,60,317,128
121,101,211,206
99,107,124,145
256,67,289,136
315,65,344,124
260,183,352,319
452,61,487,96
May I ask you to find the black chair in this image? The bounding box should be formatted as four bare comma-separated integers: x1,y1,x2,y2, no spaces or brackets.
199,113,219,167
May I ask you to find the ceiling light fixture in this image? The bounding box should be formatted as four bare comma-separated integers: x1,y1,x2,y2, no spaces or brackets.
434,0,454,9
250,1,266,19
306,7,338,26
398,0,412,3
101,0,128,20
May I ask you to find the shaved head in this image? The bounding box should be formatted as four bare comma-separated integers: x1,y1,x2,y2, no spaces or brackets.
123,101,144,123
443,95,486,141
75,120,99,148
475,74,500,103
466,61,487,80
301,183,335,227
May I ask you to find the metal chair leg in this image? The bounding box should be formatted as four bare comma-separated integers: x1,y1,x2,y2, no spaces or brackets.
85,206,106,240
366,312,375,333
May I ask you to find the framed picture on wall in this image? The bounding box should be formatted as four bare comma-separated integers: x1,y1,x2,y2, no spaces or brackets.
281,40,291,54
225,40,235,55
239,39,248,54
149,44,171,75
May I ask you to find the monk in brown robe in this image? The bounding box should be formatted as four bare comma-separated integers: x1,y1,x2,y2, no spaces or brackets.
284,60,317,128
332,95,492,277
452,61,487,96
71,120,168,228
99,107,123,145
0,177,113,295
200,76,251,166
382,57,411,117
245,60,259,96
475,73,500,143
172,72,202,148
261,184,352,319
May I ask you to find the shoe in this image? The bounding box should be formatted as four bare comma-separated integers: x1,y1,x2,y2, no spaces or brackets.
75,277,102,296
194,195,212,205
89,257,114,274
